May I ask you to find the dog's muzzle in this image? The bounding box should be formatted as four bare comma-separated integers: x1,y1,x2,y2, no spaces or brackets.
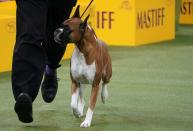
54,26,72,46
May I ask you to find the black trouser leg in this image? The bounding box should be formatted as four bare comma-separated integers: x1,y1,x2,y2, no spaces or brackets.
45,1,76,69
12,0,48,102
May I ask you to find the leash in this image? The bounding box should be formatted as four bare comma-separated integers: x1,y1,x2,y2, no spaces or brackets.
81,0,94,18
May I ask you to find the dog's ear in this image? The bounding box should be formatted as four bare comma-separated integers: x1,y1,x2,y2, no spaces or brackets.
80,15,90,33
72,5,80,18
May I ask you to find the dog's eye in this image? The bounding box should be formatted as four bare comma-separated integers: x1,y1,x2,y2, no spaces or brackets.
61,25,70,30
61,24,73,34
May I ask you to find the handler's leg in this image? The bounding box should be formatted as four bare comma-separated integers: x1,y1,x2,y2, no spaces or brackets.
41,0,77,103
12,0,48,123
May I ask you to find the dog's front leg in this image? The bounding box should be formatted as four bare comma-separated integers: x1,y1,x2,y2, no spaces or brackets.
80,85,99,128
77,84,85,117
70,82,81,118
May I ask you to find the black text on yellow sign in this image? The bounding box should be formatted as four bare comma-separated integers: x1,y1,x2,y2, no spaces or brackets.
96,11,115,29
181,1,193,15
137,8,165,29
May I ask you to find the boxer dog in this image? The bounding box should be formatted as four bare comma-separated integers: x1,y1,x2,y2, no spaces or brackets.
54,5,112,128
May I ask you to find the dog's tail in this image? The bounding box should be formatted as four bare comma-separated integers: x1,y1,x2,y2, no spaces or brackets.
101,83,108,104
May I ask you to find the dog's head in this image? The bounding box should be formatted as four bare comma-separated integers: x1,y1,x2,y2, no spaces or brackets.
54,5,89,45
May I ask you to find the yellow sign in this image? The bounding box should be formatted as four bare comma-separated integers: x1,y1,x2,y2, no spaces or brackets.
0,2,16,72
179,0,193,24
0,16,15,72
77,0,175,46
135,0,175,45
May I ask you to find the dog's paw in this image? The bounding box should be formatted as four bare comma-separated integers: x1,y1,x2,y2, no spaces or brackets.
72,108,81,118
80,108,93,128
80,120,91,128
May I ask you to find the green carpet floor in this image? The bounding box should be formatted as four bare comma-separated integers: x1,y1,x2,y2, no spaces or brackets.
0,26,193,131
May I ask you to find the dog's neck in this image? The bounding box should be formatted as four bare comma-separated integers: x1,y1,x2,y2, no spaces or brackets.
75,25,99,65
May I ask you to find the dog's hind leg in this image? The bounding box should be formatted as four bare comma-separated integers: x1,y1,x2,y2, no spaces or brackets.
70,82,81,118
101,61,112,104
101,83,108,104
77,84,85,117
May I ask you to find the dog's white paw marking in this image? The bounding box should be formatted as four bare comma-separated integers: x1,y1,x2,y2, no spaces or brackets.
80,120,91,128
80,108,93,128
71,89,81,118
77,100,85,117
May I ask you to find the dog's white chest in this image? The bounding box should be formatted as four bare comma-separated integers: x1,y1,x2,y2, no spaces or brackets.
71,48,96,84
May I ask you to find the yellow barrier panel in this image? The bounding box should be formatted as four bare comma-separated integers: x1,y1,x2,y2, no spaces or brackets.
135,0,175,45
0,16,15,72
0,1,16,72
91,0,136,45
78,0,175,46
179,0,193,24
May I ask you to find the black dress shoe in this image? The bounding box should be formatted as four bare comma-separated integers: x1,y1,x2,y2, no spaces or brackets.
14,93,33,123
41,65,58,103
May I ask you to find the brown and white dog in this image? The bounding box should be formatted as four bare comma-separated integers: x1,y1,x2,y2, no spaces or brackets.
54,5,112,128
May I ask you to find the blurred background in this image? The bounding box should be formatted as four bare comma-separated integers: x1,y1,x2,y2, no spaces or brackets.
0,0,193,131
